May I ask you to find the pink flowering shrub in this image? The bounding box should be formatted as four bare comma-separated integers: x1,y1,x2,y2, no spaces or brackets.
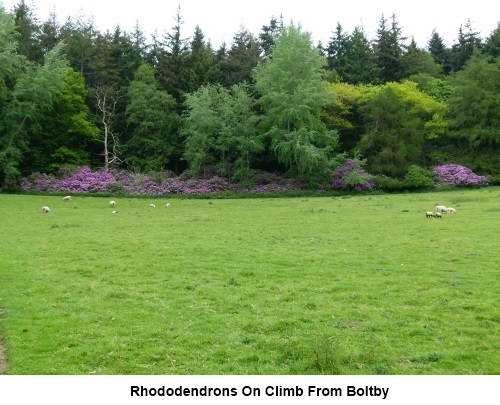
432,164,489,187
21,166,303,196
331,159,375,191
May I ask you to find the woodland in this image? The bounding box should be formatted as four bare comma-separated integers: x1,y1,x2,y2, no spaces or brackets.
0,1,499,191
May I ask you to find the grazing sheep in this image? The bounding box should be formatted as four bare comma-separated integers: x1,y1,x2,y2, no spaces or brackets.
112,210,118,214
149,204,156,209
434,212,442,218
165,203,171,208
62,196,72,201
109,200,116,207
42,206,50,213
446,207,457,214
435,205,447,213
426,211,434,218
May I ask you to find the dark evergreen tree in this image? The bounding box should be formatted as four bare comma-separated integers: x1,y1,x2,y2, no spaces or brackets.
185,25,219,92
450,19,482,72
326,22,348,74
373,13,406,82
341,25,379,84
12,0,43,63
259,15,282,59
220,27,262,87
59,12,98,81
483,22,500,58
155,5,190,104
427,29,452,74
39,8,60,57
401,38,442,78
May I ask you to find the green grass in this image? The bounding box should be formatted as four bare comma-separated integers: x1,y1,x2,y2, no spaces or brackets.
0,188,499,375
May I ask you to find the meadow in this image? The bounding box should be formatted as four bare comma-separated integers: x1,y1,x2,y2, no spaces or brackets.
0,188,498,375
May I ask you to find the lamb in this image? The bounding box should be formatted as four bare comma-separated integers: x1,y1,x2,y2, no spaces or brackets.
426,211,434,218
434,212,442,218
165,203,171,208
109,200,116,207
62,196,72,201
446,207,457,214
149,204,156,209
435,205,447,213
112,210,118,214
42,206,50,213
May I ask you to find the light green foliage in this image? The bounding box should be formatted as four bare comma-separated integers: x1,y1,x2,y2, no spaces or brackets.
404,165,434,189
253,24,340,180
0,188,499,374
124,63,178,171
183,83,261,179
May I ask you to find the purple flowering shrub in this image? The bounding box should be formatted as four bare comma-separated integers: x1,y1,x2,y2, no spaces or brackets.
331,159,375,191
432,164,489,187
21,166,303,196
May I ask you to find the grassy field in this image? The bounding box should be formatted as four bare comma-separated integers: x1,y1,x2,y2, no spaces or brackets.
0,188,499,375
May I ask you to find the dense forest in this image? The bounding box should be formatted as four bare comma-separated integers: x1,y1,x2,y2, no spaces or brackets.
0,1,499,191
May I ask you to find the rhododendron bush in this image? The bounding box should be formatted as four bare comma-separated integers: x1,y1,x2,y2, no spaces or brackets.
432,164,489,187
21,166,302,195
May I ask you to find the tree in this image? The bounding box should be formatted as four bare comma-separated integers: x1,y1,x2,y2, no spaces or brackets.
12,0,43,63
483,22,500,58
123,63,178,171
20,68,98,174
259,16,282,59
450,19,482,72
447,50,500,149
184,25,218,92
428,29,452,74
94,85,122,169
401,38,442,78
220,27,262,86
182,83,261,180
373,13,407,83
156,5,190,104
340,25,379,84
0,20,68,185
358,81,448,177
253,23,340,182
326,22,348,73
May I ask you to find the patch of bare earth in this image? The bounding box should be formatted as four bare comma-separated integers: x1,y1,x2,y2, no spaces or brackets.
0,308,8,374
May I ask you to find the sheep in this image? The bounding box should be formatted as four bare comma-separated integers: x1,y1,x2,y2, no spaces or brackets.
435,205,447,213
62,196,72,201
112,210,118,214
165,203,171,208
42,206,51,213
109,200,116,207
446,207,457,214
434,212,442,218
149,204,156,209
426,211,434,218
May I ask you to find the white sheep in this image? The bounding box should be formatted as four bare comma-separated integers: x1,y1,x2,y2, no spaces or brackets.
165,203,171,208
446,207,456,214
109,200,116,207
42,206,50,213
426,211,434,218
149,204,156,209
112,210,118,214
435,205,447,213
434,212,442,218
62,196,72,201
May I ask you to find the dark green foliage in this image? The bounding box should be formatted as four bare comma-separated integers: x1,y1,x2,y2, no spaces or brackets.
373,14,406,83
123,63,178,171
